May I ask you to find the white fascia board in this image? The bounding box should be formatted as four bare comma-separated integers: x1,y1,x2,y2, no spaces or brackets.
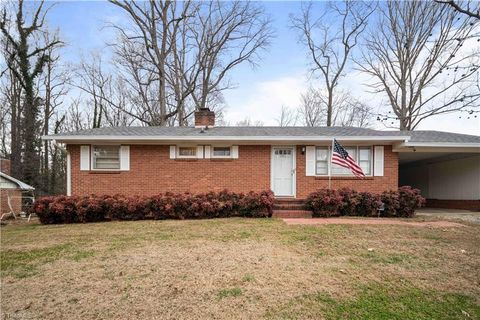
394,142,480,153
42,135,410,143
402,141,480,148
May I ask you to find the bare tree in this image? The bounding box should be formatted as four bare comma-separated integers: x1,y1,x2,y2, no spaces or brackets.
297,86,372,127
0,0,62,185
39,30,69,193
235,118,264,126
275,105,298,127
191,1,272,110
109,1,272,126
298,87,326,127
291,1,374,126
358,1,479,130
435,0,480,19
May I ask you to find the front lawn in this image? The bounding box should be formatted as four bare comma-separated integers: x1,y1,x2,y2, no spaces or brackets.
1,218,479,319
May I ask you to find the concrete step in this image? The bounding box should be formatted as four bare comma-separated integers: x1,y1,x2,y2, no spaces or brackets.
272,210,312,219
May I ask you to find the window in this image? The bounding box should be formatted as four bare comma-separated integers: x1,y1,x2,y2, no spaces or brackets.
92,145,120,170
315,147,329,175
212,146,231,157
178,146,197,158
315,146,372,176
332,147,357,175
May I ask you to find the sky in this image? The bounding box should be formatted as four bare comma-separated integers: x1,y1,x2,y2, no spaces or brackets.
43,1,480,135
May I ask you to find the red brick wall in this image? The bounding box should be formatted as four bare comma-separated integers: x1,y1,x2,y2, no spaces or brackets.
1,158,11,175
69,145,271,196
426,199,480,212
295,145,398,198
1,189,22,214
68,144,398,197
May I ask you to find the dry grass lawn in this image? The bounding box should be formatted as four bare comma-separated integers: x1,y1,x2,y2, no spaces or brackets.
1,218,479,319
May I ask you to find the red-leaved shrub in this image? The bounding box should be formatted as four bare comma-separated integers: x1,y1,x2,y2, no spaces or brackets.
396,186,426,217
305,189,343,217
305,186,425,218
355,192,382,217
31,190,275,224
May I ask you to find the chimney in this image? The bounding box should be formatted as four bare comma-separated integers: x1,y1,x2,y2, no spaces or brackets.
194,107,215,128
1,158,11,175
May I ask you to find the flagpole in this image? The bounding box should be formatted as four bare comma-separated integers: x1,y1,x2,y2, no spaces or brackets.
328,138,333,189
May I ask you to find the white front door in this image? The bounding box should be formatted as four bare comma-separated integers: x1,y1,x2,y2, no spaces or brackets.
271,147,295,197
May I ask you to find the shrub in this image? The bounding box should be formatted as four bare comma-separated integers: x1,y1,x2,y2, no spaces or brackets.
380,190,400,217
305,189,343,217
305,186,424,218
396,186,425,217
355,192,382,217
31,190,275,224
338,188,358,216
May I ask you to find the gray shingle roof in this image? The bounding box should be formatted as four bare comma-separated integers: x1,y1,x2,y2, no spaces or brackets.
402,130,480,143
51,126,398,137
44,126,480,144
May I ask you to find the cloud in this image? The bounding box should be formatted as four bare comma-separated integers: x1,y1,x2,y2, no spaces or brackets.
223,75,307,125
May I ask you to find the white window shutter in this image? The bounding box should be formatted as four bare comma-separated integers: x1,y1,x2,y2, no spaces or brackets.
305,146,316,176
120,146,130,171
169,146,176,159
80,145,90,171
204,146,211,159
374,146,384,176
232,146,239,159
197,146,204,159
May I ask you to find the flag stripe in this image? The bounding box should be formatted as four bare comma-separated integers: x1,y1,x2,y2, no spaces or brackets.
331,139,365,178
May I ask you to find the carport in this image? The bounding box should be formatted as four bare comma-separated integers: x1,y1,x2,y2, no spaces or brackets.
394,131,480,211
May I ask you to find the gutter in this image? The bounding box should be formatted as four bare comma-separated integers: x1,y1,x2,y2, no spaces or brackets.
42,135,411,143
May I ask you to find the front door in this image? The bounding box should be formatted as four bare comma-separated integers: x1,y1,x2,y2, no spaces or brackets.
271,147,295,197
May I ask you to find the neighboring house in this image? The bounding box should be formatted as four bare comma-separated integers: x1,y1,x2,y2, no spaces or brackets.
44,108,480,211
0,159,35,215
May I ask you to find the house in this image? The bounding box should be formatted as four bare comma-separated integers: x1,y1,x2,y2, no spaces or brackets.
0,159,35,215
43,108,480,211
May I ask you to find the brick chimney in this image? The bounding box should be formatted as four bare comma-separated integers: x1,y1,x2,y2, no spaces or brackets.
194,107,215,128
0,158,11,175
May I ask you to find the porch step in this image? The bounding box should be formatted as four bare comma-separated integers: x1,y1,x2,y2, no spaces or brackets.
272,210,312,219
274,198,307,211
273,203,306,210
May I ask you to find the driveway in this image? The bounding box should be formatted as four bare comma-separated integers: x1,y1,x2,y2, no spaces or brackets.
416,208,480,224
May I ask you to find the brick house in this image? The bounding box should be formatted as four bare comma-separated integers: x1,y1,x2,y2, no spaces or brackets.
44,108,480,211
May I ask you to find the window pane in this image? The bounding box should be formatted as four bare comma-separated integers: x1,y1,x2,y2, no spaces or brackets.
93,145,120,169
315,147,329,175
316,147,328,161
213,147,231,156
359,147,371,161
179,147,196,156
316,162,328,175
360,160,371,175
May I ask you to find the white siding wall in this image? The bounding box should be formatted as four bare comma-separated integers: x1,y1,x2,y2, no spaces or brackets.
428,155,480,200
400,155,480,200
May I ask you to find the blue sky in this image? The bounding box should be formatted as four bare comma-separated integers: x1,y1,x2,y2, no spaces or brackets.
44,1,479,134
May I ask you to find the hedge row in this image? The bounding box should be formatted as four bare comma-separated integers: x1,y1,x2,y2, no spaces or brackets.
305,186,425,218
31,190,275,224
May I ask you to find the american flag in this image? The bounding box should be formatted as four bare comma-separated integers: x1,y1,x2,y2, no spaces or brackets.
331,139,365,178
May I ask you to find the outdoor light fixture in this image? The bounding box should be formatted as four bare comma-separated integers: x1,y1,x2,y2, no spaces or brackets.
301,146,306,155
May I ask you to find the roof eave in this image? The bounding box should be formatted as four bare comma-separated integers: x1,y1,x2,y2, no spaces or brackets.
43,135,410,144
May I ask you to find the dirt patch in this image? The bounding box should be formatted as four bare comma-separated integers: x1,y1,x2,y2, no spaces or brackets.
282,218,465,227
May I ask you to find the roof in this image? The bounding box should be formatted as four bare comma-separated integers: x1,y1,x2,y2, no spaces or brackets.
0,172,35,190
43,126,480,147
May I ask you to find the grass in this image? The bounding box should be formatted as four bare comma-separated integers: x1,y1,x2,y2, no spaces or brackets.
218,287,243,299
1,218,479,319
